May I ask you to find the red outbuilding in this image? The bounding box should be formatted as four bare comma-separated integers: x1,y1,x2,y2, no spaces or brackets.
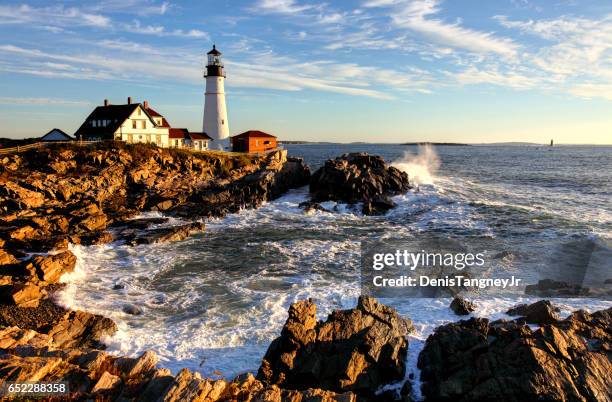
230,130,277,153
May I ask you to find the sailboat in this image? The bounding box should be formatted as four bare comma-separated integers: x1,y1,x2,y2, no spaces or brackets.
550,139,554,146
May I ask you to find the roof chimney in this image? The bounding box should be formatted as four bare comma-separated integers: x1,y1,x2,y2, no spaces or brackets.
127,96,132,105
104,99,109,106
143,100,149,109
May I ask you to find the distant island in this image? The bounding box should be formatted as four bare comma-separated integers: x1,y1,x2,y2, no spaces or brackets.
401,142,469,146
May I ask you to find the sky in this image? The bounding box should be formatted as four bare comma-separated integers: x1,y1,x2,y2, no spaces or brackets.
0,0,611,144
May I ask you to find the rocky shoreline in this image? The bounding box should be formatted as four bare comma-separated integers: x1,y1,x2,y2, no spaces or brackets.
0,145,610,401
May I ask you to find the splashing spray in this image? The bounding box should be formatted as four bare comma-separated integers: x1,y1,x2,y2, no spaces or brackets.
392,144,441,186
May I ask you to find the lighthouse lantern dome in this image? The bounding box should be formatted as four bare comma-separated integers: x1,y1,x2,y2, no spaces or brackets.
207,45,223,67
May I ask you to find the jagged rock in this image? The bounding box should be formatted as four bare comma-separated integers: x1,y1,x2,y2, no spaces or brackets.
0,326,52,349
309,153,410,215
127,222,205,245
0,284,41,307
525,278,588,297
257,296,413,397
449,296,476,315
0,182,45,209
418,307,612,401
74,230,114,246
25,250,76,284
91,371,122,393
115,350,158,378
0,249,18,266
362,194,396,216
298,201,329,213
506,300,560,325
47,310,117,349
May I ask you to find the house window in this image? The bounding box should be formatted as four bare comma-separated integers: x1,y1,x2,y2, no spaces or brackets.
128,134,133,143
132,120,137,129
142,121,146,129
221,119,224,125
138,108,141,115
156,135,161,143
92,120,97,127
256,140,259,146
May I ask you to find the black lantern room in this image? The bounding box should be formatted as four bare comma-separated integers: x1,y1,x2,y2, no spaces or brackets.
206,45,224,77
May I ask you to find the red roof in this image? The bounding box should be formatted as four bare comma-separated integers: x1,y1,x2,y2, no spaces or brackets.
145,107,171,127
189,132,212,140
169,128,190,139
145,107,162,117
232,130,276,139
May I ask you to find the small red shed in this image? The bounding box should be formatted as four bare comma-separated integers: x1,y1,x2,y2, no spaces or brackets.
231,130,277,153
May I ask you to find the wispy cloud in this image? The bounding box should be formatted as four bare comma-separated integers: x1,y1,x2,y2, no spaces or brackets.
0,41,435,99
0,96,91,106
0,3,206,39
254,0,314,14
124,20,208,38
365,0,519,57
0,4,111,27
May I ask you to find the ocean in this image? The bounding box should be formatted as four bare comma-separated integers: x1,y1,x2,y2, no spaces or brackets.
57,144,611,399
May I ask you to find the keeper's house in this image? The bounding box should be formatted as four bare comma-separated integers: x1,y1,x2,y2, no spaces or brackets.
75,97,173,147
231,130,277,153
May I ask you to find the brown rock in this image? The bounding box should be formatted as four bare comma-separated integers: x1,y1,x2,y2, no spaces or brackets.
309,153,410,215
115,350,158,379
25,250,77,284
0,249,18,265
48,310,117,349
91,370,122,393
1,182,45,209
0,326,52,349
257,296,413,397
507,300,560,325
417,307,612,401
128,222,205,245
0,284,41,307
449,296,476,315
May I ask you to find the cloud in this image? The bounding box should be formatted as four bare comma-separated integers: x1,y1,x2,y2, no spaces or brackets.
364,0,519,57
0,42,436,99
0,97,91,106
450,66,538,89
0,4,111,27
495,13,612,98
124,20,208,38
0,3,205,39
568,83,612,101
254,0,314,14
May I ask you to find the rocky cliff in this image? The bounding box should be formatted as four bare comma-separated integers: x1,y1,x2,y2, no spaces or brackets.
0,142,309,309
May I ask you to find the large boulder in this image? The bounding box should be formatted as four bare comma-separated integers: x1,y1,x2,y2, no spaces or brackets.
506,300,560,325
25,250,77,284
417,306,612,401
257,296,413,397
309,153,410,215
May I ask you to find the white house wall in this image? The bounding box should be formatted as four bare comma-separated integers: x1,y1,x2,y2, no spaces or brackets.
114,105,169,148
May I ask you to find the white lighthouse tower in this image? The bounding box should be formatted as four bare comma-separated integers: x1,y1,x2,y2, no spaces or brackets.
203,45,229,149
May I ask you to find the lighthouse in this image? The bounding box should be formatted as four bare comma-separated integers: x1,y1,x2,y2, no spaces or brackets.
203,45,229,149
